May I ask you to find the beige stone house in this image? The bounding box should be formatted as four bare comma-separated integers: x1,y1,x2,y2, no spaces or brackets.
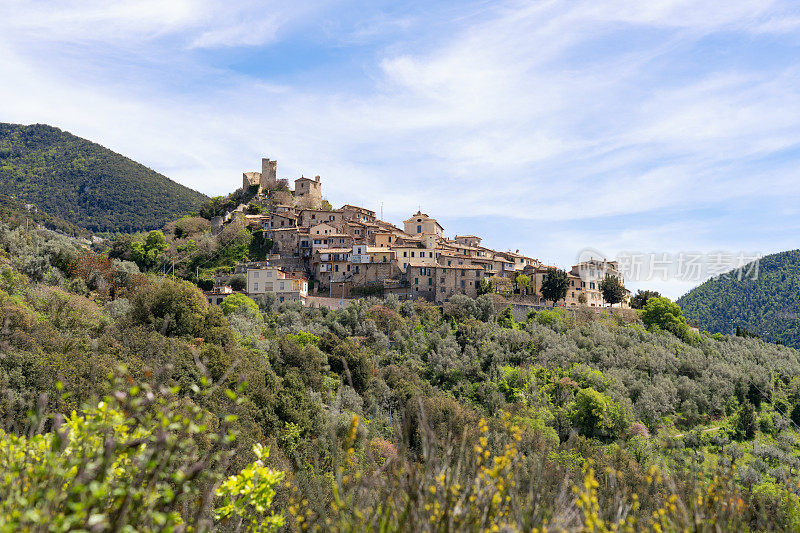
407,262,483,303
403,211,443,237
454,235,482,247
246,266,308,304
294,176,322,204
309,222,337,236
269,212,297,229
341,205,376,224
268,227,300,256
299,209,342,228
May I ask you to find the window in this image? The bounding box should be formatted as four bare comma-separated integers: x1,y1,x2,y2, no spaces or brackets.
440,277,445,283
417,225,422,233
254,282,259,291
253,271,259,278
334,265,339,272
590,282,595,289
411,251,415,257
461,271,465,277
403,251,407,257
415,278,419,285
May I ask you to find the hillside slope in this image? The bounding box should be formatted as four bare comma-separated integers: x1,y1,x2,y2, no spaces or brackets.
0,123,207,232
0,192,90,238
677,249,800,347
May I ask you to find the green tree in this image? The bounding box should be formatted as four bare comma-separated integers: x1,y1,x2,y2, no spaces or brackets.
599,275,625,306
640,297,690,340
516,274,531,295
129,277,214,338
569,388,630,441
220,293,259,316
130,230,167,272
229,274,247,292
540,267,568,306
732,401,757,441
477,278,493,295
496,306,517,329
630,289,661,310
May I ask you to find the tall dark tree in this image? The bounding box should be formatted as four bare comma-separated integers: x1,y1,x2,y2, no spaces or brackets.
540,267,568,306
599,275,626,306
631,289,661,309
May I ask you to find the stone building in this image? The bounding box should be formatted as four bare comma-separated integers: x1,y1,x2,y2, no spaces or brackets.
294,176,322,204
404,211,443,237
246,265,308,304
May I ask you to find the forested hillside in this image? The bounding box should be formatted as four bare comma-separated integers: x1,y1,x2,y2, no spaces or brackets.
0,123,207,232
3,217,800,530
0,192,90,238
678,250,800,348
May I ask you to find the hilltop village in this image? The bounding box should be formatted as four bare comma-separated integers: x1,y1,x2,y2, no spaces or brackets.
205,158,630,308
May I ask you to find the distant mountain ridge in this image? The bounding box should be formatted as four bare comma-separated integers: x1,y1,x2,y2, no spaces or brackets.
677,249,800,348
0,123,208,232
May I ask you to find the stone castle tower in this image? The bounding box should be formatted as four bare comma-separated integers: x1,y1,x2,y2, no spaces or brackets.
242,158,278,192
261,158,277,188
242,158,323,207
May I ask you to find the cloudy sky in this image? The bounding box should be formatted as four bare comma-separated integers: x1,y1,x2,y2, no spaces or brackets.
3,0,800,297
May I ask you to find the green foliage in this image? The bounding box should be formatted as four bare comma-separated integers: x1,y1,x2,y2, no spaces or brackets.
0,373,239,531
197,278,214,291
0,193,90,237
496,306,517,329
220,293,259,316
249,229,272,261
678,249,800,348
732,401,758,441
516,274,531,294
640,296,690,340
599,274,625,306
0,123,207,232
630,289,661,309
130,230,167,271
215,444,285,532
229,274,247,291
285,331,319,346
541,267,569,304
569,387,630,441
477,278,493,295
129,277,219,338
3,215,800,530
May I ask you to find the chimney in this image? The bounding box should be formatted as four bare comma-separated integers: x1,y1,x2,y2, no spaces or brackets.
315,175,320,182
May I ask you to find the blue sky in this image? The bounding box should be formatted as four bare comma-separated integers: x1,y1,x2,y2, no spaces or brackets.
3,0,800,298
